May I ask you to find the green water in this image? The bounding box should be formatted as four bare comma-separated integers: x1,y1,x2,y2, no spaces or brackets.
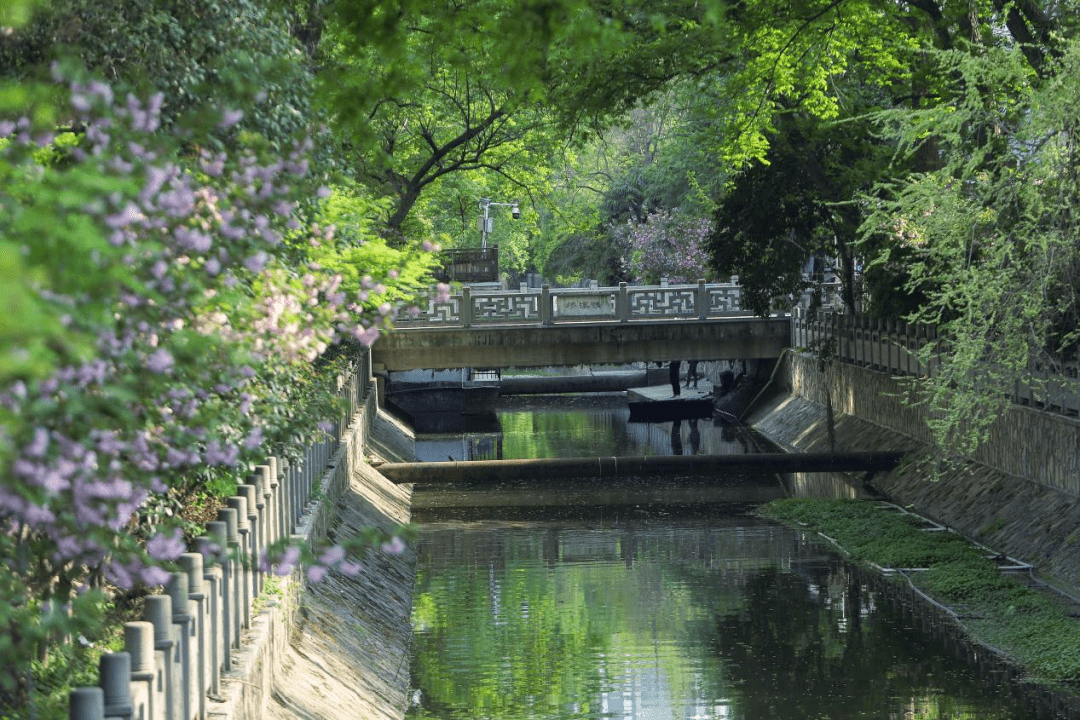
405,396,1047,719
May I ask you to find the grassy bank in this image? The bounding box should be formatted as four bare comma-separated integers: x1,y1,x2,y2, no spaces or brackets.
761,498,1080,690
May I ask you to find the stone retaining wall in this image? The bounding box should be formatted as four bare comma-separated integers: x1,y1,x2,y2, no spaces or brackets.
212,384,417,720
747,350,1080,597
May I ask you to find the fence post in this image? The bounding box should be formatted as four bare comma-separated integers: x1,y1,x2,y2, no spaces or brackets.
165,574,195,720
218,508,242,652
144,596,178,720
697,279,708,320
99,652,132,720
178,552,209,720
461,286,473,328
238,484,262,597
617,283,629,323
268,457,284,545
225,497,251,631
124,622,155,720
69,687,105,720
241,478,264,596
204,520,232,676
540,285,552,325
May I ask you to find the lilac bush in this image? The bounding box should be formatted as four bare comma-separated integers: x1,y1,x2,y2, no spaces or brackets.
0,65,425,702
615,208,713,284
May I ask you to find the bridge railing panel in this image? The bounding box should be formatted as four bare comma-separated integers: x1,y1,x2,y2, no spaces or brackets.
393,281,765,329
627,286,698,318
469,289,543,324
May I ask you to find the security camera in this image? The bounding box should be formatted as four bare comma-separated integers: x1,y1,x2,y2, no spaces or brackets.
511,203,520,219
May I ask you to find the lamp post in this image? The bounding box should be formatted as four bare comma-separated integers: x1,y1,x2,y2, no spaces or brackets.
478,197,520,249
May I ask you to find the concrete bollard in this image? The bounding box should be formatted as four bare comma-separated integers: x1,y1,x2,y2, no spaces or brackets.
255,464,274,548
178,552,209,720
288,460,298,533
99,652,133,719
226,496,251,630
237,483,261,598
124,622,155,720
69,687,105,720
243,475,266,596
215,508,241,652
204,520,232,677
144,596,178,720
166,573,196,720
279,457,293,537
268,457,284,548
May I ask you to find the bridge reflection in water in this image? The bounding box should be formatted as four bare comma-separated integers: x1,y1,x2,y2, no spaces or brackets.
405,396,1052,720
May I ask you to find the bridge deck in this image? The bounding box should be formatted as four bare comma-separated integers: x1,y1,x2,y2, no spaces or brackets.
374,317,791,371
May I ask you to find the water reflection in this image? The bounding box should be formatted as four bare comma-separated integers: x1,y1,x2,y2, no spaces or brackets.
407,396,1048,719
413,395,758,463
407,516,1038,720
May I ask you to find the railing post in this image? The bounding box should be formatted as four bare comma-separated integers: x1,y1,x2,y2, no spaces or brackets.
144,596,178,720
243,476,265,596
165,574,195,720
70,687,105,720
540,285,552,325
124,622,155,720
269,457,284,546
617,283,629,323
461,286,473,328
225,497,251,631
192,537,222,699
99,652,133,720
696,279,707,320
178,552,208,720
205,519,232,676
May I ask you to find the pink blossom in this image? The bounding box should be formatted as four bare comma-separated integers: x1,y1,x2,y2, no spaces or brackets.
147,529,185,561
146,348,174,374
219,108,244,129
306,565,327,583
319,546,345,565
339,561,363,576
355,327,380,346
139,566,171,587
381,536,405,555
26,428,49,458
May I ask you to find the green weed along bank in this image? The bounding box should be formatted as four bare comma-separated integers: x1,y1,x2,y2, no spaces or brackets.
761,498,1080,689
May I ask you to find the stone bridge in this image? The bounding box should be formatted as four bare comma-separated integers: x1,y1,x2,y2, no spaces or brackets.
373,281,796,371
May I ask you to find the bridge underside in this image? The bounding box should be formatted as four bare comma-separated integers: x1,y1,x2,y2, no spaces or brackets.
372,317,791,371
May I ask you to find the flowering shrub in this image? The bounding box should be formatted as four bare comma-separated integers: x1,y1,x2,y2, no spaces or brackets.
614,208,712,284
0,64,429,706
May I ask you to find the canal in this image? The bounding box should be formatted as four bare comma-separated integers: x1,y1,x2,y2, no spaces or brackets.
404,394,1047,719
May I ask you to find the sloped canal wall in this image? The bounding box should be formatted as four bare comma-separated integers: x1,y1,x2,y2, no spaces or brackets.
746,350,1080,599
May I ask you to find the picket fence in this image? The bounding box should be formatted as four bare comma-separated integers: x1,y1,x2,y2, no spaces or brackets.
65,350,370,720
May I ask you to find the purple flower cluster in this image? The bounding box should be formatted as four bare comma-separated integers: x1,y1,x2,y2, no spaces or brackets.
616,208,713,284
0,64,408,664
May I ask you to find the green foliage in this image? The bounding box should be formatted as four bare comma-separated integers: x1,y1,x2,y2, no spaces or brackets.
861,41,1080,455
763,499,1080,684
0,0,314,150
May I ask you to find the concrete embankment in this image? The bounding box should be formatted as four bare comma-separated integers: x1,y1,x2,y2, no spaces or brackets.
207,378,418,720
746,350,1080,599
266,409,417,720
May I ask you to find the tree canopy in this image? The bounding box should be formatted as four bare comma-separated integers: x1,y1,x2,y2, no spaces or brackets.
4,0,1080,711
